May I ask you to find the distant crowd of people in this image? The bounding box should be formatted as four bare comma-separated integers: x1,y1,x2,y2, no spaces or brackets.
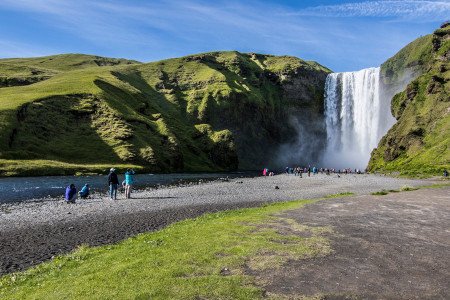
64,168,135,204
262,166,366,178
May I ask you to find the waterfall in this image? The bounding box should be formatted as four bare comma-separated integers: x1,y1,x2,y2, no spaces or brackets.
322,67,395,169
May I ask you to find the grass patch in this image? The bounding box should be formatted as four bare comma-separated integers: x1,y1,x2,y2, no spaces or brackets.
371,183,449,196
0,159,144,177
0,198,333,299
400,185,419,192
418,182,450,189
371,190,389,196
324,192,355,198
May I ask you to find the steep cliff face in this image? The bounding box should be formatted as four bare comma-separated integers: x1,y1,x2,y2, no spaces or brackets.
0,52,329,176
368,24,450,176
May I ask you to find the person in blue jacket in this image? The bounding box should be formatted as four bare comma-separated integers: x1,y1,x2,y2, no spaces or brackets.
65,184,77,203
124,169,135,199
78,184,90,199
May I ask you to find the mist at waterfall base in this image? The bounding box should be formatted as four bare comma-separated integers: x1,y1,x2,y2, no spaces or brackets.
275,114,326,168
321,67,396,170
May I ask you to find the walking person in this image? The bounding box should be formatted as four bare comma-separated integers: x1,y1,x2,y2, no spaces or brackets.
124,169,135,199
108,168,119,200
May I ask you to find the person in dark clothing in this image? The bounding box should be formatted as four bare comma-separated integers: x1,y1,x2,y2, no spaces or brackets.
65,184,77,203
108,168,119,200
444,169,449,177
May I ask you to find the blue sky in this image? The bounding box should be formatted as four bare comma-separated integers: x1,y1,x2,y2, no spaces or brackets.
0,0,448,72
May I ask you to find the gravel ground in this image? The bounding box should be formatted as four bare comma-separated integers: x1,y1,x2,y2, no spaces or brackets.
262,187,450,299
0,174,437,275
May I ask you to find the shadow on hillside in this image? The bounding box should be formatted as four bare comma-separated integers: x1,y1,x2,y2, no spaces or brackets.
3,95,122,164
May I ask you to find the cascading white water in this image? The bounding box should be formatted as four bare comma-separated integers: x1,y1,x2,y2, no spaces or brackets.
322,67,395,169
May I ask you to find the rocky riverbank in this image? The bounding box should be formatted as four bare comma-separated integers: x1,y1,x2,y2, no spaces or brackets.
0,174,438,275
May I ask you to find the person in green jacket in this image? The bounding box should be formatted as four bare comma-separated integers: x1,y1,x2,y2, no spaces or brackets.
78,183,90,199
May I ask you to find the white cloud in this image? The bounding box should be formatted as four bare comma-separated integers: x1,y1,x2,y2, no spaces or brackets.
286,0,450,21
0,0,323,53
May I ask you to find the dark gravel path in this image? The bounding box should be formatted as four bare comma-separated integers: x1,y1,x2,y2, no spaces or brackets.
261,187,450,299
0,201,263,275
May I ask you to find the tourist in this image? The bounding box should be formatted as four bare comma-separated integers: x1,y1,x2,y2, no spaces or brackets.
125,169,135,199
65,184,77,203
444,169,449,177
263,168,267,176
108,168,119,200
307,166,311,177
78,184,90,199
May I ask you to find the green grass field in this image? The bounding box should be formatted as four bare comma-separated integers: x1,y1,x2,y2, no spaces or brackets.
0,194,355,300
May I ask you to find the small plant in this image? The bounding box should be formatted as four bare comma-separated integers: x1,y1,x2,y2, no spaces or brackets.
400,185,419,191
371,190,389,196
324,192,355,198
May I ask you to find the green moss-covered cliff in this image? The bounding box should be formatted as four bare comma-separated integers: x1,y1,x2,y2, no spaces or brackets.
368,24,450,176
0,52,330,176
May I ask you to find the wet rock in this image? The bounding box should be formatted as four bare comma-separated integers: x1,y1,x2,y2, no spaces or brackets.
220,267,231,276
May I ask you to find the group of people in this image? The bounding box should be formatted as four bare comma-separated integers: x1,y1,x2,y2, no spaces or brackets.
261,166,367,178
262,168,275,176
64,183,90,203
64,168,135,203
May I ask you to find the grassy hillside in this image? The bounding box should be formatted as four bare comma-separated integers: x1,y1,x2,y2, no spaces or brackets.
0,52,330,176
0,54,138,87
380,34,433,86
369,24,450,176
